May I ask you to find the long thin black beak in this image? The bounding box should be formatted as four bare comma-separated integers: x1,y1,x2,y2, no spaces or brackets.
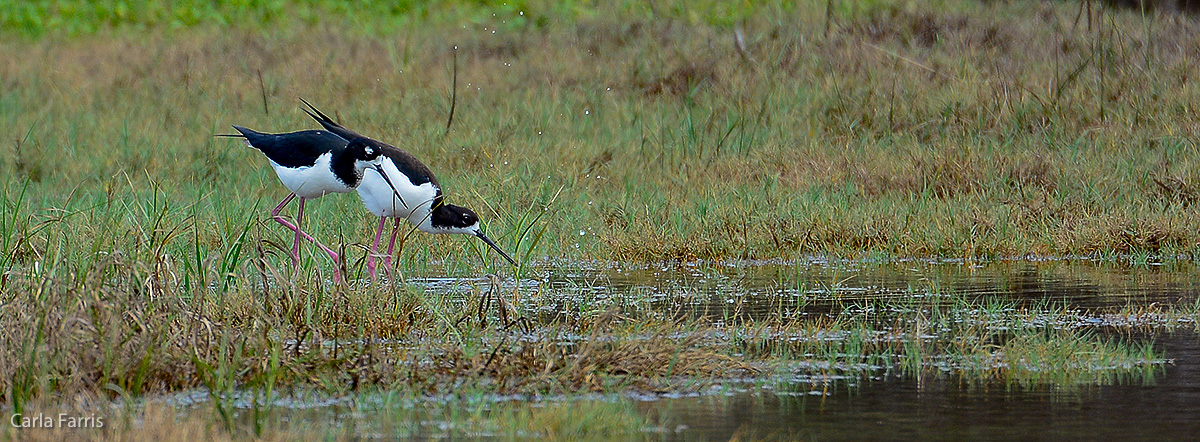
372,164,408,209
476,231,517,267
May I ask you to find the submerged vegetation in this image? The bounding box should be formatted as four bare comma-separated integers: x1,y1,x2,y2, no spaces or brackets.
3,0,1200,438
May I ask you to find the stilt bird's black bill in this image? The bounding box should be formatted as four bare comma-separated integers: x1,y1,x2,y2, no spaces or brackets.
373,165,409,209
476,231,517,267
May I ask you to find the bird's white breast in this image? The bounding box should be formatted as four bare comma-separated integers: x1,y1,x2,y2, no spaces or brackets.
270,152,354,199
356,157,439,230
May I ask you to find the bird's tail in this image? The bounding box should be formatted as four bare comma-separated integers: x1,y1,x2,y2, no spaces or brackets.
215,125,257,147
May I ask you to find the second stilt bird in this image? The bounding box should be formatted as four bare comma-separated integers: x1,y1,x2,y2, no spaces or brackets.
299,99,517,278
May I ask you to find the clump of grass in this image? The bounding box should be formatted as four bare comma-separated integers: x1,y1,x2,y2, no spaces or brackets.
977,328,1160,387
479,399,655,439
427,314,754,394
1103,300,1200,332
732,293,1168,389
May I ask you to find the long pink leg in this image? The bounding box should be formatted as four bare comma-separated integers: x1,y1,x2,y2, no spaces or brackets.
367,216,386,279
270,193,342,282
270,194,302,267
296,198,342,282
384,217,403,272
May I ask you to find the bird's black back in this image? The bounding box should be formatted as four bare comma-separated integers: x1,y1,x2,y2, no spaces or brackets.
299,100,438,188
389,141,451,210
348,137,442,191
297,100,450,206
232,126,348,168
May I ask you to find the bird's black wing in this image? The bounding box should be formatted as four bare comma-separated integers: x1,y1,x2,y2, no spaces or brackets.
345,136,441,191
297,100,438,190
230,126,348,168
377,141,441,190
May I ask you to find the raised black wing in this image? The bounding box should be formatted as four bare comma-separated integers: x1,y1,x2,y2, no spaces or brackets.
299,98,366,142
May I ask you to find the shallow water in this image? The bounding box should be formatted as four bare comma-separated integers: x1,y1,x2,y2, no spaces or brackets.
648,332,1200,439
609,259,1200,439
531,258,1200,308
192,260,1200,437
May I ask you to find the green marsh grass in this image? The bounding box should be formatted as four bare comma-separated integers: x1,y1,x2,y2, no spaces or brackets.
730,290,1166,390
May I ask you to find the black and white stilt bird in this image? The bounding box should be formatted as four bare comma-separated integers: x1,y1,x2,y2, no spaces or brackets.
299,99,517,278
221,125,406,282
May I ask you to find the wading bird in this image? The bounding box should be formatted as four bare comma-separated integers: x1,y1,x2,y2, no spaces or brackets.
222,125,405,282
298,99,517,278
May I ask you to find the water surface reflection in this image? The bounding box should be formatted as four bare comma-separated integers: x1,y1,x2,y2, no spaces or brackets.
650,332,1200,439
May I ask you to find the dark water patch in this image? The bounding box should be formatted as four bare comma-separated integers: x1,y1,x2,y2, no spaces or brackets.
649,332,1200,439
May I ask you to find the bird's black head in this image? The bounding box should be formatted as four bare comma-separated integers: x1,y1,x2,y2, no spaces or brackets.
337,137,385,185
432,204,481,231
345,138,384,163
335,137,404,197
430,204,517,266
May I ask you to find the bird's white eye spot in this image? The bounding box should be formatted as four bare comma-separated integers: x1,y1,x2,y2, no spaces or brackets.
366,147,375,155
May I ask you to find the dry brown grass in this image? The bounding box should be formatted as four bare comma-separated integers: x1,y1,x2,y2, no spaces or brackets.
401,313,755,395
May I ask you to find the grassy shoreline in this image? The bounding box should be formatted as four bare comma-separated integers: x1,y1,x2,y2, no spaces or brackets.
4,248,1197,405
